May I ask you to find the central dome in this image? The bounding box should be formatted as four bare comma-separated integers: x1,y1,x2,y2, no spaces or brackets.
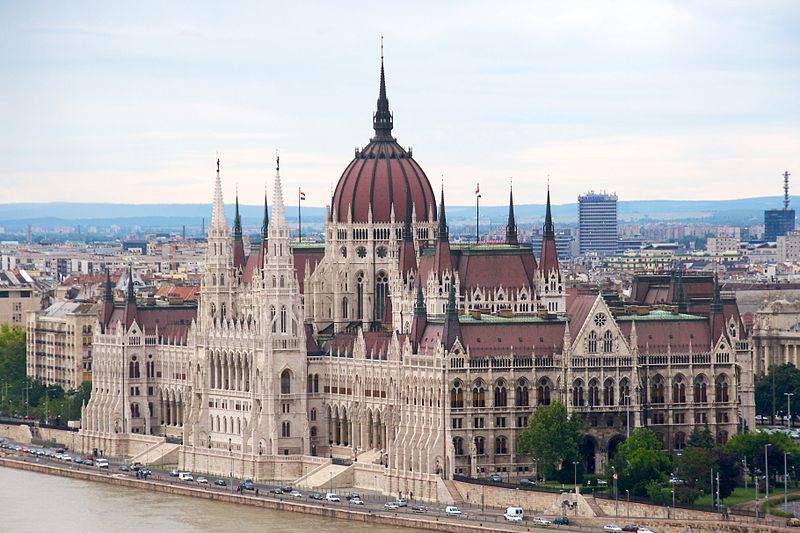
331,58,436,224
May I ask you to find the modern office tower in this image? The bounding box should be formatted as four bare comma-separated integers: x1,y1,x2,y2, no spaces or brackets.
764,171,795,242
578,191,618,255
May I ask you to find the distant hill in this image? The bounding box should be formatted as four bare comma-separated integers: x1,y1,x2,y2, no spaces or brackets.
0,196,792,231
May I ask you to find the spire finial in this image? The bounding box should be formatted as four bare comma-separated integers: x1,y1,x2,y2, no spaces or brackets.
276,149,280,173
373,37,393,140
381,33,384,62
216,152,220,174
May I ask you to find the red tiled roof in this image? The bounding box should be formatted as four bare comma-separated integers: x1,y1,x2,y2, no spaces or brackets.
618,319,711,354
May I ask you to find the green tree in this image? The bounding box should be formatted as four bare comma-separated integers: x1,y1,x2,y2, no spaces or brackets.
609,428,671,496
518,401,583,482
0,325,26,414
674,445,715,499
687,427,714,449
725,431,800,485
755,363,800,424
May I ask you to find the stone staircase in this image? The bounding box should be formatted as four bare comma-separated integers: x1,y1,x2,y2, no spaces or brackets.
129,441,180,466
442,479,465,505
296,462,349,490
587,497,606,517
354,449,381,465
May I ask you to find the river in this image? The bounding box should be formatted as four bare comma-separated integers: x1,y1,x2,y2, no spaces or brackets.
0,466,424,533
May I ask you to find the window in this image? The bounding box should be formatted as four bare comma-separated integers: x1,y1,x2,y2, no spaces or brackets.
603,378,615,406
594,313,607,327
515,379,529,407
473,417,485,429
516,416,528,428
450,381,464,408
357,246,367,258
603,330,613,353
495,436,508,455
674,432,686,450
572,379,584,407
280,305,287,333
451,417,463,429
650,375,665,404
673,376,686,403
673,413,685,424
715,375,729,402
376,246,387,258
694,375,708,404
494,381,507,407
280,370,291,394
588,379,599,407
310,408,316,421
375,271,388,321
472,383,486,408
495,417,506,428
536,378,551,406
281,421,291,437
453,437,464,455
474,436,485,456
588,331,598,354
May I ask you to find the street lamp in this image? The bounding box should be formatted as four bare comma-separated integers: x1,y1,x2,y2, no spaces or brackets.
785,452,790,509
625,489,630,519
612,465,619,517
786,393,795,429
671,488,675,513
765,443,773,507
573,460,578,491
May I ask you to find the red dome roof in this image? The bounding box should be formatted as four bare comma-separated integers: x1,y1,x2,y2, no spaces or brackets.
331,57,436,224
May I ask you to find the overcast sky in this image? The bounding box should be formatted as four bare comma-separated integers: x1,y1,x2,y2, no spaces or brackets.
1,1,798,207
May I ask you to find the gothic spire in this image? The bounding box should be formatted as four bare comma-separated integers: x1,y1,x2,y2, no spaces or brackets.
261,187,269,240
126,267,135,303
414,281,426,316
543,184,555,240
372,36,393,140
399,187,417,277
506,183,518,245
403,186,414,241
104,268,113,302
211,156,227,232
441,281,461,351
233,189,242,241
437,184,448,242
410,279,427,353
433,184,453,275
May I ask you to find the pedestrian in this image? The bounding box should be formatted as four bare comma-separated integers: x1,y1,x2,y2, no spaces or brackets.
410,491,413,501
256,488,260,496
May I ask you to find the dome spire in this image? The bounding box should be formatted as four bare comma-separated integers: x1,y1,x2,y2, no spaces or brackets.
506,180,518,245
372,35,393,140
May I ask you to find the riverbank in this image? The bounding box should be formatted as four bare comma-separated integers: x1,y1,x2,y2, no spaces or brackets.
0,457,509,533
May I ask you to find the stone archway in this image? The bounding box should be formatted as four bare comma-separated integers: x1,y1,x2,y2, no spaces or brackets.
608,434,626,463
581,436,598,474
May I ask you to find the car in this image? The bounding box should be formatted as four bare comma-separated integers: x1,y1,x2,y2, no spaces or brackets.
62,455,73,462
289,490,303,497
445,506,462,516
604,526,623,532
553,516,569,525
489,474,503,483
396,498,408,507
325,493,341,502
84,460,94,466
118,465,130,472
532,517,552,526
518,478,536,488
139,468,151,477
131,462,144,471
622,526,640,532
505,507,524,521
384,501,399,510
346,493,362,501
597,479,608,486
214,479,227,486
95,459,109,468
55,453,64,460
73,458,84,464
788,517,800,527
169,469,180,477
239,480,255,491
350,497,364,505
410,504,427,513
280,485,293,493
308,492,323,500
636,528,654,533
270,487,284,495
178,472,193,481
196,476,208,484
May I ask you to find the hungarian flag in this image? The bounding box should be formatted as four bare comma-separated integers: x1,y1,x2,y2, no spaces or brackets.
299,190,306,201
475,183,481,198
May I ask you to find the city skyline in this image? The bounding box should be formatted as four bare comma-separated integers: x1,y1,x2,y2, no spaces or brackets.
1,1,798,207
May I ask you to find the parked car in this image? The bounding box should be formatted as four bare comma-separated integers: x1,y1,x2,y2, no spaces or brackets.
622,526,640,532
532,517,552,526
518,478,536,488
445,506,462,516
504,507,524,521
410,504,427,513
326,493,341,502
178,472,193,481
351,497,365,505
308,492,323,500
169,469,179,477
214,479,227,486
346,494,362,501
95,459,109,469
270,487,284,495
553,516,569,525
237,480,254,491
636,528,654,533
280,485,293,493
196,476,208,484
289,490,303,498
118,465,130,472
787,517,800,527
489,474,503,483
384,501,399,510
397,498,408,507
603,525,623,532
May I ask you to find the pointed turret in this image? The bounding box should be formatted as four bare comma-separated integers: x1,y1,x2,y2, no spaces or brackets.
539,186,560,275
506,184,518,245
210,157,227,232
441,281,461,351
232,191,246,271
709,275,725,344
124,266,137,329
101,268,114,329
258,188,269,267
372,40,393,141
433,185,453,275
398,187,417,278
410,280,427,352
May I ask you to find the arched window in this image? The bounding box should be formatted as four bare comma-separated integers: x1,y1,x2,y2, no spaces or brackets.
620,378,631,405
474,436,485,456
341,297,348,319
281,421,291,437
694,375,708,403
472,382,486,408
453,437,464,455
572,379,585,407
280,370,291,395
674,432,686,450
603,378,615,406
603,330,613,353
495,436,508,455
588,379,599,407
356,273,364,320
221,303,226,320
651,375,665,404
375,271,389,321
280,305,287,333
588,331,598,354
673,376,686,403
494,380,507,408
715,375,729,402
310,408,317,422
516,379,529,407
272,275,277,288
536,378,551,406
450,381,464,408
212,273,217,286
314,374,319,393
220,273,224,285
270,306,276,333
280,275,285,288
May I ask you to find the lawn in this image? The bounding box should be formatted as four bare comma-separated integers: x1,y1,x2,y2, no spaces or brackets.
695,485,800,508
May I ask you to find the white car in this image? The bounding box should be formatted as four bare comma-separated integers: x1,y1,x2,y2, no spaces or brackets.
62,455,73,462
384,501,399,510
637,528,654,533
604,526,623,533
196,476,208,484
289,490,303,497
95,459,109,469
532,517,552,526
178,472,193,481
326,493,341,502
445,506,462,516
351,497,365,505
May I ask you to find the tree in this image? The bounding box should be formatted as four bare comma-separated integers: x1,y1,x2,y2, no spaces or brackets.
755,363,800,424
725,431,800,485
674,445,715,499
518,401,583,481
687,427,714,449
609,427,671,496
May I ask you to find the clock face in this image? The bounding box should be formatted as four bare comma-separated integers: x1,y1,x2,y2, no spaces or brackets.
594,313,607,327
357,246,367,258
376,246,388,259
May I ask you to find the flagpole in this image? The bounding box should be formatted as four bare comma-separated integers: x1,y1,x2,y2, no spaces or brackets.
298,187,302,242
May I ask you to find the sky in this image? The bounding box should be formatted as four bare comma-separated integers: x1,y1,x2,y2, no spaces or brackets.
1,1,799,207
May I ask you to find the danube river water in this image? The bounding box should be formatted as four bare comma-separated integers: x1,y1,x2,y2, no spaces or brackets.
0,466,423,533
